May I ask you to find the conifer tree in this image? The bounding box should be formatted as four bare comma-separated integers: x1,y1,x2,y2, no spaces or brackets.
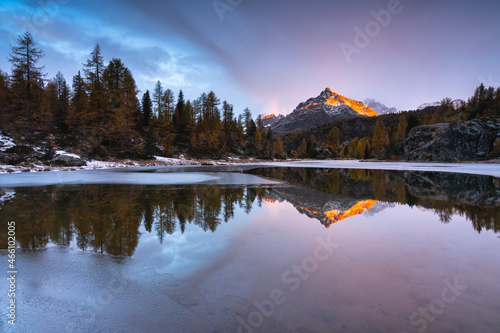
141,90,153,131
274,138,286,159
371,118,389,158
153,81,164,117
8,32,46,136
67,71,88,138
0,70,11,127
394,115,407,142
48,71,70,133
103,58,139,150
327,126,340,154
82,44,107,150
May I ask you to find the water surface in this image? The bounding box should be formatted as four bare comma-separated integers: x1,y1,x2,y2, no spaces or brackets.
0,167,499,332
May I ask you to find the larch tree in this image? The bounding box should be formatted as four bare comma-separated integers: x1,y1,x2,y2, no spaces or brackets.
274,138,286,159
67,71,88,139
153,80,164,118
156,88,175,154
82,43,107,149
394,115,407,142
162,89,175,121
327,126,340,154
371,118,389,158
204,91,221,153
103,58,139,150
49,71,69,133
8,32,46,137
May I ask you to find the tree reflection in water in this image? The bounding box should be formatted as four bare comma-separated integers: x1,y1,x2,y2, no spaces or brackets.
0,168,498,255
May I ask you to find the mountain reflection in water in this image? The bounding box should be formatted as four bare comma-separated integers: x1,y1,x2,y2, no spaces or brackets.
0,168,498,256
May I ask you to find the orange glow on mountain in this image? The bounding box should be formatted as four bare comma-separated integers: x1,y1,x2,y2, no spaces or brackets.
264,196,377,227
263,114,275,120
296,88,378,117
324,200,377,227
324,93,377,117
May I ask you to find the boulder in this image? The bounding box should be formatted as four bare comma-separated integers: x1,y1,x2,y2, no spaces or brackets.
53,154,86,167
404,119,490,161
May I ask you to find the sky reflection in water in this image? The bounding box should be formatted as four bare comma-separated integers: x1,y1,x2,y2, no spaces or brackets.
0,168,499,332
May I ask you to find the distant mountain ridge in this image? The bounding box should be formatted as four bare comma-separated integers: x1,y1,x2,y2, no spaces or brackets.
364,98,398,115
268,88,377,135
417,99,464,110
262,114,284,128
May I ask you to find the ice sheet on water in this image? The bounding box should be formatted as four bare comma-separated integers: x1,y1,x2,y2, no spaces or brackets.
255,160,500,177
0,247,289,332
0,168,282,188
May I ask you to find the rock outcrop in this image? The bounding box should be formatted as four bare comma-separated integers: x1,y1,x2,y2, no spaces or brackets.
52,154,86,167
261,114,285,128
404,119,492,161
270,88,377,134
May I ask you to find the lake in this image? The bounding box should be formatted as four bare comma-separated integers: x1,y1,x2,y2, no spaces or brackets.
0,163,499,332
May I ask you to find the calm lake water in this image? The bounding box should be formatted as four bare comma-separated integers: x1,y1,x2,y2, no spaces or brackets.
0,166,499,332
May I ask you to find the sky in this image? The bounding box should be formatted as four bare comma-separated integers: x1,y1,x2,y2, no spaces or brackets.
0,0,499,116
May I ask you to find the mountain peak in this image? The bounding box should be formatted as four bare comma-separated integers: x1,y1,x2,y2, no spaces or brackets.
268,88,378,135
295,88,378,117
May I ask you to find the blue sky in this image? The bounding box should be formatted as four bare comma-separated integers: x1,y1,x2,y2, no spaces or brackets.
1,0,499,116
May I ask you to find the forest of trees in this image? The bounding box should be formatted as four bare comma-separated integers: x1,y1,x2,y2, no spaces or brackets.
1,32,499,162
0,33,284,160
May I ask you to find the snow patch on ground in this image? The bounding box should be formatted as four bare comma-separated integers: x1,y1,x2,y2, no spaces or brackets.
0,156,204,174
0,134,15,152
55,150,82,159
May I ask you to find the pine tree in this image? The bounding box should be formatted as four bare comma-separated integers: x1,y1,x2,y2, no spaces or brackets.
174,90,188,146
141,90,153,132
